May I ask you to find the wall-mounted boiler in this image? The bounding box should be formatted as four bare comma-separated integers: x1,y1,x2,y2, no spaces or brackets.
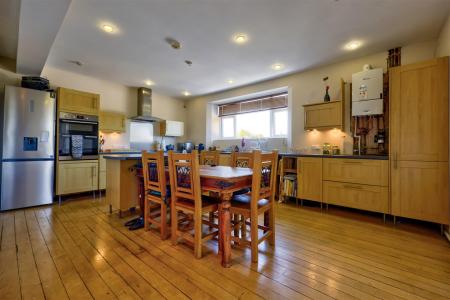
352,68,383,116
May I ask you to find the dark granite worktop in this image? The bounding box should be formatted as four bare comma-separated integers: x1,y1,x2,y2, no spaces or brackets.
278,153,389,160
103,152,389,161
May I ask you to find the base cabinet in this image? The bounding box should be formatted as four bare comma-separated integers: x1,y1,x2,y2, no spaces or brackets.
57,160,98,195
323,181,389,213
297,157,322,202
391,161,449,224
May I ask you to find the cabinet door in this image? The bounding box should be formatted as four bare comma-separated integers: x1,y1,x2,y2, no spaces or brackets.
219,154,231,166
323,158,388,186
391,161,449,224
58,88,100,115
57,161,98,195
304,101,342,130
99,111,126,132
297,157,322,202
323,181,389,213
390,57,449,162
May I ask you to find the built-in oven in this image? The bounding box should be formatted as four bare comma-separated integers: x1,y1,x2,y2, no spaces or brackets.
58,112,99,160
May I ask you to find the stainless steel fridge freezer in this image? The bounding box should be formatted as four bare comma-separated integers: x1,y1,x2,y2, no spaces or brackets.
1,86,56,210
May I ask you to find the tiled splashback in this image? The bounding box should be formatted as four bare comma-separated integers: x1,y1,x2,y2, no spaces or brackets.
212,138,288,152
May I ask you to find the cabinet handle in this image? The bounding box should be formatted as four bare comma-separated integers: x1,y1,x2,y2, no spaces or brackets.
394,153,398,169
343,161,362,164
343,184,362,190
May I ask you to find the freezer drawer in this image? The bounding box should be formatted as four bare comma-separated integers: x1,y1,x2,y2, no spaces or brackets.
1,160,54,210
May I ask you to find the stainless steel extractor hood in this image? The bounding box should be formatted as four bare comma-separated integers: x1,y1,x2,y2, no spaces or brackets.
130,87,163,122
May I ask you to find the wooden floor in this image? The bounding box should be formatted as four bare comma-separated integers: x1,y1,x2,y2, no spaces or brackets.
1,197,450,300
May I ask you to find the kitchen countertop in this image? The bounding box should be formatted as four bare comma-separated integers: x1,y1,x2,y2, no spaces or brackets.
103,152,389,160
278,153,389,160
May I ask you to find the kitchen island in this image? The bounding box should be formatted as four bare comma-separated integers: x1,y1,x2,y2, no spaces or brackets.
103,154,142,216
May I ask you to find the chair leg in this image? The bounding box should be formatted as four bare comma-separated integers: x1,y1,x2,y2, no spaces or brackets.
144,199,149,231
171,208,178,245
240,215,246,239
268,206,275,246
160,202,168,240
250,212,259,263
194,208,202,259
233,214,239,239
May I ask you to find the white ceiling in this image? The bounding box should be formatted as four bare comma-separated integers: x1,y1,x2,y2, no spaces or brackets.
44,0,450,97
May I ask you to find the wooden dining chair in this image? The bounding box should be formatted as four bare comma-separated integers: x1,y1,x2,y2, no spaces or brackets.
199,150,220,166
141,150,170,239
230,150,278,263
231,151,254,168
167,150,219,258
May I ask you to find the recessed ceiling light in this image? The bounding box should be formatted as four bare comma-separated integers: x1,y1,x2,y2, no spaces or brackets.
144,80,154,86
271,63,284,71
344,40,362,50
102,24,115,33
227,79,234,84
233,33,248,44
182,91,191,96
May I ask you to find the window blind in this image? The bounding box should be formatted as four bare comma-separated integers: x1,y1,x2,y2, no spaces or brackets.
218,92,288,117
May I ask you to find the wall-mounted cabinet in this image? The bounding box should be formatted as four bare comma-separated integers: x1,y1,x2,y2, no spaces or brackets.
99,111,126,133
57,87,100,115
160,120,184,137
303,101,343,130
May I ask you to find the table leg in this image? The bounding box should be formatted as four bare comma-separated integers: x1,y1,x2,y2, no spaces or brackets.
219,192,232,268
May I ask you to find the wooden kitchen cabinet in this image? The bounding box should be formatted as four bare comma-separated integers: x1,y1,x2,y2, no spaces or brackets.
391,161,448,224
390,57,449,225
323,181,389,214
99,155,107,190
390,57,449,162
297,157,322,203
219,154,231,166
57,87,100,115
99,111,126,132
303,101,343,130
57,160,99,195
323,158,389,186
160,120,184,137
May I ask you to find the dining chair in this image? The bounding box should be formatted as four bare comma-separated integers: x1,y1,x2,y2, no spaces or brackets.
167,150,219,258
199,150,220,166
231,151,254,168
230,150,278,263
141,150,170,239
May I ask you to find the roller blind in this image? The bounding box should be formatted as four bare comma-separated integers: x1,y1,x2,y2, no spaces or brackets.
218,92,288,117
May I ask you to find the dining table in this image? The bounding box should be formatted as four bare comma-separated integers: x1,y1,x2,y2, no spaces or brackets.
198,165,253,268
103,154,253,268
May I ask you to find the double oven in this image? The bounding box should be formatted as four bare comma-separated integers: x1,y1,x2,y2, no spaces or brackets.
58,112,99,160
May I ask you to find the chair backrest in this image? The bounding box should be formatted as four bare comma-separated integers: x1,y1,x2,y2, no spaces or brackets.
199,150,219,166
250,150,279,205
167,150,201,205
141,150,166,196
231,151,254,168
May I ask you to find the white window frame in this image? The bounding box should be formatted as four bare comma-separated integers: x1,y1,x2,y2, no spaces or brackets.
219,107,288,139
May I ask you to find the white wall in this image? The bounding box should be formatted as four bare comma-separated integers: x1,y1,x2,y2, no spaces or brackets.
184,40,437,153
436,13,450,57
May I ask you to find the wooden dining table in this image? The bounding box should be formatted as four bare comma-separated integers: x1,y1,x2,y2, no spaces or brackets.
198,165,253,267
104,154,253,268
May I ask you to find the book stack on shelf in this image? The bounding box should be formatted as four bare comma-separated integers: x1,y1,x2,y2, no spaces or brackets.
283,174,297,197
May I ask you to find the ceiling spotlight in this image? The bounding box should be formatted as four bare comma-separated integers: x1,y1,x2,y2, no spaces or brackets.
233,33,248,44
185,60,193,66
102,24,115,33
227,79,234,84
344,40,362,50
144,80,154,86
68,60,83,66
182,91,191,96
166,37,181,49
271,63,284,71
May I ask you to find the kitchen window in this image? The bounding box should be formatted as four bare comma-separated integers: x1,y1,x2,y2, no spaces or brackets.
218,92,288,139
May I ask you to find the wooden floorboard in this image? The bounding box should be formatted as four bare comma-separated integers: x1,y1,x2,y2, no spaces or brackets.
0,196,449,300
